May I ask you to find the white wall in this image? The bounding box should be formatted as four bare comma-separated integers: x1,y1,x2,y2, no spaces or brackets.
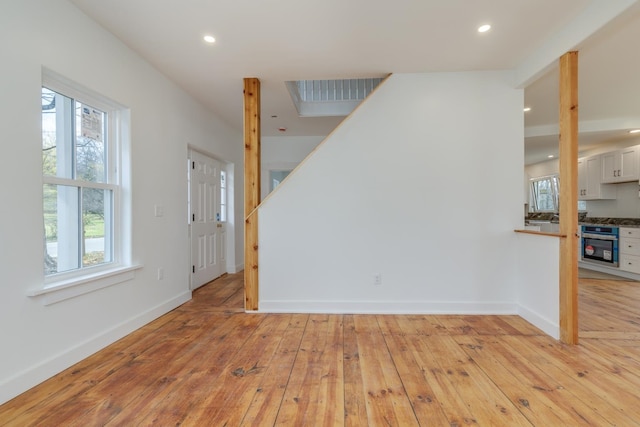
0,0,242,404
515,234,560,338
259,72,532,314
526,159,560,180
261,136,324,200
585,182,640,217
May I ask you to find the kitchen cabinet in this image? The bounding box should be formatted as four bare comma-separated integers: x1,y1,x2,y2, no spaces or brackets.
619,227,640,274
578,155,615,200
601,145,639,183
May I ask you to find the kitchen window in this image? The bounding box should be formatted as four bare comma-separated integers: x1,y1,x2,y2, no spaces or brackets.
530,175,559,212
529,174,587,212
42,71,130,286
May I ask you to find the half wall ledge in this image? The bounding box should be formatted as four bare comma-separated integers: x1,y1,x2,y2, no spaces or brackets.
514,229,567,238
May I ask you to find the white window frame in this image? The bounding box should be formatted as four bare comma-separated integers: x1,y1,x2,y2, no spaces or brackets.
31,69,138,304
530,174,560,212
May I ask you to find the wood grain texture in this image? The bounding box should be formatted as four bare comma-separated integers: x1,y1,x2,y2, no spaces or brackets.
2,272,640,426
244,77,260,311
559,51,580,345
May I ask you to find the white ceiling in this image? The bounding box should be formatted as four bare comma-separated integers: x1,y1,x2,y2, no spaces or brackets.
68,0,640,165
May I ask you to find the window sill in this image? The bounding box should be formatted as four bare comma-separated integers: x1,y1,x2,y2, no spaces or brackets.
28,264,142,305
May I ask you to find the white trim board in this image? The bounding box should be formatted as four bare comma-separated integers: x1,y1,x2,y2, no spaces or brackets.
259,301,518,314
517,305,560,340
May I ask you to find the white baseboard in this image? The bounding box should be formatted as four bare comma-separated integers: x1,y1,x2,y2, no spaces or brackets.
0,291,191,405
517,305,559,339
233,263,245,273
259,300,518,315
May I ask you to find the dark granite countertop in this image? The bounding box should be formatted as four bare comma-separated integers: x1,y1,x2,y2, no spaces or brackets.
580,218,640,227
525,213,640,228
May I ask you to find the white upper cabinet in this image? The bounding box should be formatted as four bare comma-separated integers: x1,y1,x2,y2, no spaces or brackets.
601,146,639,183
578,155,615,200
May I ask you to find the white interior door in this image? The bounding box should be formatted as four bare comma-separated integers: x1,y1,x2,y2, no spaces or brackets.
190,150,225,289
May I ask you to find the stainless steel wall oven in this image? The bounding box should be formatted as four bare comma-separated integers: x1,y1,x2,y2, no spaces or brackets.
581,225,619,267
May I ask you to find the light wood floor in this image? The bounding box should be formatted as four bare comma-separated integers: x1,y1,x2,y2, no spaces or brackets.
1,273,640,426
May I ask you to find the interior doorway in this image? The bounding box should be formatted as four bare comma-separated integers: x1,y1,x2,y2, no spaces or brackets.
189,149,228,290
261,162,298,200
269,170,291,192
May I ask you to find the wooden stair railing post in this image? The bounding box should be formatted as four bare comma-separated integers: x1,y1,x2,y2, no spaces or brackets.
558,51,579,344
244,78,260,311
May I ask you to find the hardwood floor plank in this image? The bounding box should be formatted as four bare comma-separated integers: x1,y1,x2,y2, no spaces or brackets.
274,314,345,426
579,331,640,340
343,315,368,427
579,279,640,334
3,272,640,426
182,314,295,425
432,315,479,335
467,338,628,426
465,315,543,336
503,335,640,426
404,335,482,425
423,336,532,426
107,312,266,426
0,310,189,425
581,338,640,371
352,315,419,426
455,336,597,426
377,317,455,425
240,314,308,426
377,314,445,336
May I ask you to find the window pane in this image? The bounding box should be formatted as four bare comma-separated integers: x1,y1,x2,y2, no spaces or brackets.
220,184,227,206
531,176,560,212
44,184,80,274
76,102,106,183
82,188,112,267
220,171,227,222
42,88,74,179
42,88,57,177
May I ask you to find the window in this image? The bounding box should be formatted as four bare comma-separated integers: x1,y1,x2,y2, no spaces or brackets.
219,170,227,222
529,174,587,212
42,75,124,278
530,175,559,212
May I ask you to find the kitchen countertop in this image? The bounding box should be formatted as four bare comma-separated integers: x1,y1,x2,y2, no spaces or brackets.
525,213,640,228
580,218,640,228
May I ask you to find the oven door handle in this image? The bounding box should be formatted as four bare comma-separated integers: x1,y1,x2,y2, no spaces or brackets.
582,233,618,241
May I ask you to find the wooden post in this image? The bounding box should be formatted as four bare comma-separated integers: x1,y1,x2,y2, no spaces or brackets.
558,51,579,344
244,78,260,311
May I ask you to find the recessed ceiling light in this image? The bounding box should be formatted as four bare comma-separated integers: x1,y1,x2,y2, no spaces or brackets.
548,155,554,158
203,35,216,44
478,24,491,33
523,107,531,112
629,129,640,134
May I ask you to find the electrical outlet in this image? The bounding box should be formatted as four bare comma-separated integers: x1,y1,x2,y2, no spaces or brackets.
154,204,164,217
157,268,164,280
374,274,382,286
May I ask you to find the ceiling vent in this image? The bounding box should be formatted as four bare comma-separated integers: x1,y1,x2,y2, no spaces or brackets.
285,78,383,117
